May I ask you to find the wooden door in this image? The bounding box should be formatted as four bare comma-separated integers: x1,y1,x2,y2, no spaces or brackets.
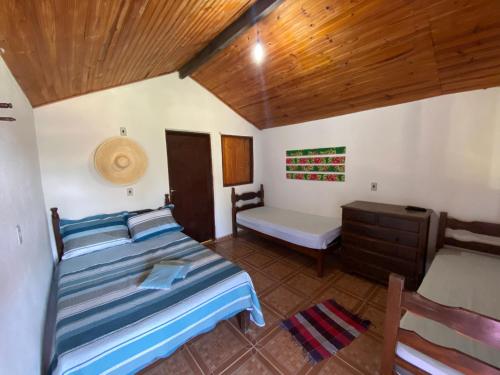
165,130,215,242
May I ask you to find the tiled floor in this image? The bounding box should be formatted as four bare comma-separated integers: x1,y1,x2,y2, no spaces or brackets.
141,233,388,375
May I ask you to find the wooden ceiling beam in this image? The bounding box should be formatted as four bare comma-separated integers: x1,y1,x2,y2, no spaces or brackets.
178,0,283,79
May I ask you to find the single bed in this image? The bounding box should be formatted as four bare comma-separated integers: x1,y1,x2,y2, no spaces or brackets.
380,212,500,375
231,185,341,276
45,197,264,375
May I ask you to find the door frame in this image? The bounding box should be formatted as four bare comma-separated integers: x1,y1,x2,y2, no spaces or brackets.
165,129,216,240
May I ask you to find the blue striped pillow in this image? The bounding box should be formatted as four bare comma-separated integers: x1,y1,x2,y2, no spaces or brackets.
127,208,182,242
60,212,131,260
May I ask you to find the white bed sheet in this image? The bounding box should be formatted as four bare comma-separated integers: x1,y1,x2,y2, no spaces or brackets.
397,246,500,373
236,206,341,250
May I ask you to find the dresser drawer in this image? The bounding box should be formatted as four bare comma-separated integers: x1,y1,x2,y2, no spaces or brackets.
342,221,420,248
342,255,390,282
378,214,421,233
342,255,418,290
342,208,377,225
342,245,416,276
342,233,417,261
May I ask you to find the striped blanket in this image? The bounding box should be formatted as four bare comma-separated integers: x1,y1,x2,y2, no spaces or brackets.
49,231,264,375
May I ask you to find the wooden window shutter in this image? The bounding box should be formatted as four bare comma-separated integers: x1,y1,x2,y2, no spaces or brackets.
221,135,253,187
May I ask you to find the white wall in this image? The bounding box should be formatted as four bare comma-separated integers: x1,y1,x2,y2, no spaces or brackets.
0,58,53,374
35,74,262,241
262,88,500,223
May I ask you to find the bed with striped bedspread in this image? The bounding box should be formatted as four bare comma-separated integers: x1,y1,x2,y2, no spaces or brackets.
49,231,264,375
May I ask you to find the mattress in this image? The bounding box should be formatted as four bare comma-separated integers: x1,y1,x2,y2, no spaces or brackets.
397,246,500,373
49,231,264,375
236,206,341,249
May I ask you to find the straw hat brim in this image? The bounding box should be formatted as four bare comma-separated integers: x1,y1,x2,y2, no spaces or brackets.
94,137,148,185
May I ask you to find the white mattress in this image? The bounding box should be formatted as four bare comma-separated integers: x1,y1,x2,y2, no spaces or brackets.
397,246,500,373
236,206,341,249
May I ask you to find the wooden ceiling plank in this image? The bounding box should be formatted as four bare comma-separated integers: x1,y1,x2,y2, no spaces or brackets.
1,0,257,106
101,0,149,87
127,1,187,80
194,0,430,101
193,0,500,128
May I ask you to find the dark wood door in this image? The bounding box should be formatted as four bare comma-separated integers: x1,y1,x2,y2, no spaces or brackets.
165,130,215,242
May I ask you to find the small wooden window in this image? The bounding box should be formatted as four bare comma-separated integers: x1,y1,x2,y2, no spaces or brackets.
221,135,253,187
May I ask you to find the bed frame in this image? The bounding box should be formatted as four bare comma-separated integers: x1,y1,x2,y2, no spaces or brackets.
231,184,340,277
380,212,500,375
43,195,250,372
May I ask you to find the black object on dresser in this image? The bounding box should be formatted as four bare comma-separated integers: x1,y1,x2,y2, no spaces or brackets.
341,201,431,290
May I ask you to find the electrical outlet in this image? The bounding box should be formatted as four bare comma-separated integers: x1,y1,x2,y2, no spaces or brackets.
127,187,134,197
120,127,127,136
16,224,23,245
371,182,378,192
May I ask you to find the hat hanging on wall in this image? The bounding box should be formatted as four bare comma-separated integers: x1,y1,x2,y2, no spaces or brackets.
94,137,148,185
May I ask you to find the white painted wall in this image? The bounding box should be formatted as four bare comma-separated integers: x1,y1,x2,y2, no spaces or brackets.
35,74,262,242
262,88,500,223
0,58,53,374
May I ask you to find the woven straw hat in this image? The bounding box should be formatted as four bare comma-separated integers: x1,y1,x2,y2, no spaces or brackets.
94,137,148,185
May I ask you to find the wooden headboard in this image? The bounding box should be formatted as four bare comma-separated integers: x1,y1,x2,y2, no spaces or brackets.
51,194,171,262
231,184,264,237
436,212,500,256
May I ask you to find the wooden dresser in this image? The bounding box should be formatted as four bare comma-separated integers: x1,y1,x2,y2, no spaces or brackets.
341,201,431,290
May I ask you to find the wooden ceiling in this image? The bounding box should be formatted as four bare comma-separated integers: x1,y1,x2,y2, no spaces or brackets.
1,0,499,128
0,0,255,107
193,0,500,128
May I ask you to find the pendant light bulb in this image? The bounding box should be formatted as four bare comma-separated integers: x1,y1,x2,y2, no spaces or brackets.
252,41,265,64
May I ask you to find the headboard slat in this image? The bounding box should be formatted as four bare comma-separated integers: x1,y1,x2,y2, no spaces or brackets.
447,217,500,238
437,212,500,257
444,238,500,257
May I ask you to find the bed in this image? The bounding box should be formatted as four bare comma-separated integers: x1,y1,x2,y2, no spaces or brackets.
231,185,341,276
45,197,264,375
380,212,500,375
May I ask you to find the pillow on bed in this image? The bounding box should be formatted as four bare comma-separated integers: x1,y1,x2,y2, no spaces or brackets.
139,260,192,290
60,212,131,260
127,207,182,242
139,263,183,290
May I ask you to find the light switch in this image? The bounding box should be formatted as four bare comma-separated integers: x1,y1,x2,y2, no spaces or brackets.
371,182,378,192
120,127,127,136
16,224,23,245
127,187,134,197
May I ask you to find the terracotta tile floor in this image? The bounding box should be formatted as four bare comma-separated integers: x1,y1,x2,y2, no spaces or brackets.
141,233,387,375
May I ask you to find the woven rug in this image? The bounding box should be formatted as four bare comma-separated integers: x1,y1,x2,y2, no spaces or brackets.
281,299,371,363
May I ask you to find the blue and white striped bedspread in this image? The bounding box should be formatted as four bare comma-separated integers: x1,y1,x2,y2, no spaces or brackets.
49,231,264,375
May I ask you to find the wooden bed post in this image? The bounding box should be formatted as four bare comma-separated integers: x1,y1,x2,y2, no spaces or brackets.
237,310,250,333
259,184,264,205
380,274,405,375
436,212,448,249
231,187,238,237
164,194,171,206
51,207,64,262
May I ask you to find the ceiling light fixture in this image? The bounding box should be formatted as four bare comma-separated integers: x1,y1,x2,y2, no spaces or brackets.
252,41,265,64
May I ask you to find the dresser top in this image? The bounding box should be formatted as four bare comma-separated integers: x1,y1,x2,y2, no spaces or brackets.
342,201,432,219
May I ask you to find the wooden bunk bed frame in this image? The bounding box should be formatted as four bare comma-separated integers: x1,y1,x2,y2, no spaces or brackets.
231,184,340,277
380,212,500,375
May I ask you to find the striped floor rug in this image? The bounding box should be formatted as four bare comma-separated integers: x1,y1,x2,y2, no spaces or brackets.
281,299,371,363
